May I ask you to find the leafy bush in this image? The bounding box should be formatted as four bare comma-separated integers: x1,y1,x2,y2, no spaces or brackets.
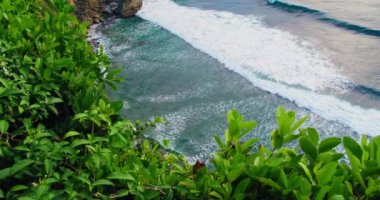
2,0,380,199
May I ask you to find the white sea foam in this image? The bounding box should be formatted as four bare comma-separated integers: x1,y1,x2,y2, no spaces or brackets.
137,0,380,135
136,84,213,103
138,0,347,91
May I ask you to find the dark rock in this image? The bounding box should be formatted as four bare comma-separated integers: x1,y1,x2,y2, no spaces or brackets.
72,0,142,25
119,0,142,18
192,160,206,175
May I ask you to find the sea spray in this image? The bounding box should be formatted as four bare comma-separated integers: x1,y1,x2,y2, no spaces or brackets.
137,0,380,135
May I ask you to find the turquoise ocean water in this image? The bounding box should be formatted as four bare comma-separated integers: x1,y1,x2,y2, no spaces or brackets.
95,0,380,162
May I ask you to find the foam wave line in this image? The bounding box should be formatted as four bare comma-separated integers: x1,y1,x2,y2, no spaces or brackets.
268,0,380,37
137,0,380,135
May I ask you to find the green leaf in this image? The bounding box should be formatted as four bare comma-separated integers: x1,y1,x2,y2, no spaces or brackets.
299,177,311,196
107,172,135,181
162,139,170,148
317,162,337,185
241,121,257,136
110,100,123,112
306,128,319,146
271,129,284,149
227,169,242,182
93,179,115,187
0,189,3,198
71,139,90,148
343,136,362,160
44,159,52,175
298,162,316,185
0,87,19,98
228,120,240,140
47,97,63,104
319,137,341,153
0,120,9,133
257,177,283,192
0,168,11,180
329,195,345,200
0,159,34,180
345,150,365,187
214,135,225,149
208,191,223,199
291,116,309,133
315,186,330,200
299,137,317,160
64,131,81,139
233,178,250,198
113,189,130,198
10,185,28,192
77,175,91,185
165,189,174,200
242,138,258,152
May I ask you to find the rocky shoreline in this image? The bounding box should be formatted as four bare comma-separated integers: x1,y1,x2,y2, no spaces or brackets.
71,0,142,25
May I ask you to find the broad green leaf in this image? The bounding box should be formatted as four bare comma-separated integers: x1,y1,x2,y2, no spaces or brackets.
280,169,289,189
0,120,9,133
306,128,319,146
64,131,81,139
298,162,316,185
228,119,240,140
11,159,34,174
240,121,257,136
77,175,91,186
44,159,52,175
271,130,283,149
208,191,223,199
37,184,49,199
0,168,11,180
299,137,317,160
233,178,250,198
165,189,174,200
0,189,3,198
162,139,170,148
345,150,365,187
47,97,63,104
242,138,258,152
71,139,90,148
293,190,309,200
362,167,380,177
330,176,345,197
343,136,362,160
110,100,123,112
329,195,345,200
319,137,341,153
0,159,34,180
315,186,330,200
113,189,130,198
227,169,242,182
10,185,28,192
93,179,114,187
299,177,311,196
291,116,309,133
0,87,19,98
257,177,283,192
214,135,225,149
317,162,337,185
107,172,135,181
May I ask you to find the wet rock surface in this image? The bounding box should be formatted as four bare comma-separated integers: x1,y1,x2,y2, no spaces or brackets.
73,0,142,25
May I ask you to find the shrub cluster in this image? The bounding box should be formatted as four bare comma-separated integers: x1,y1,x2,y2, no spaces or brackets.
1,0,380,199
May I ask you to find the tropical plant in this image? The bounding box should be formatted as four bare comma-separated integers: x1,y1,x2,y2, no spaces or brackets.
1,0,380,199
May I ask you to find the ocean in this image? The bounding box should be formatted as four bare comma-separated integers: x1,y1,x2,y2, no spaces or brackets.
95,0,380,162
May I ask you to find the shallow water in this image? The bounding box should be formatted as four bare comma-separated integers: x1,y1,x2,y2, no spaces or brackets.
96,0,379,161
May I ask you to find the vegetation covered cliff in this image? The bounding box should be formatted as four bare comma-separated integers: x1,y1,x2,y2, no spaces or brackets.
2,0,380,199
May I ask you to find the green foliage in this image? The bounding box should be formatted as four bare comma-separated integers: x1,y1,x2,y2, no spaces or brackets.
2,0,380,199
